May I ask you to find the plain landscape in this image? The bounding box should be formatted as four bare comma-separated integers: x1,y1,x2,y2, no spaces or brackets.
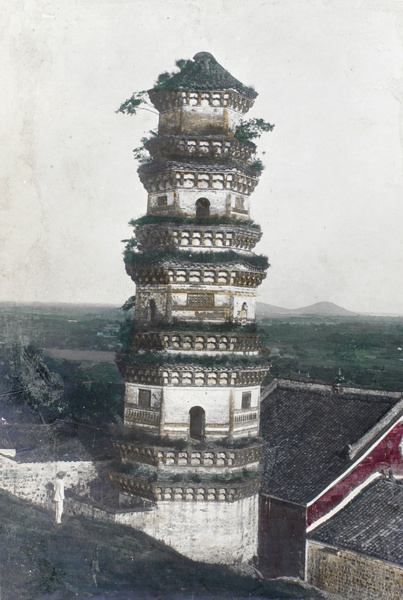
1,302,402,424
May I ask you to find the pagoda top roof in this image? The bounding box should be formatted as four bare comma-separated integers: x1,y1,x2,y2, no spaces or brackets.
152,52,258,98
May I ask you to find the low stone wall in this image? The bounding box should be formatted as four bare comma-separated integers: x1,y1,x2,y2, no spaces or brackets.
0,456,99,511
307,541,403,600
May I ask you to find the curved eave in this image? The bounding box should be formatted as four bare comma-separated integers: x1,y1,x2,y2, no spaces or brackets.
135,221,263,239
138,159,261,180
124,258,269,273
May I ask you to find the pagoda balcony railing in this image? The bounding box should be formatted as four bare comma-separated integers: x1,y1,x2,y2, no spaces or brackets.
114,440,264,469
145,135,254,163
148,89,255,114
136,223,262,252
126,263,266,287
233,410,259,426
124,407,160,426
120,363,268,387
130,331,260,353
138,164,259,196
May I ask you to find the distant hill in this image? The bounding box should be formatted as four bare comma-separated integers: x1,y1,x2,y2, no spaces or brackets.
257,301,357,318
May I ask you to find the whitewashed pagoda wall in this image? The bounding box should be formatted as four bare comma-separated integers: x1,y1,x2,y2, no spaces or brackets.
116,495,259,564
124,382,261,438
135,285,257,324
158,103,243,136
148,190,250,219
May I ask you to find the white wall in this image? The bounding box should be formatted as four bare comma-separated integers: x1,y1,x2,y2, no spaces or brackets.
0,456,99,509
116,494,259,564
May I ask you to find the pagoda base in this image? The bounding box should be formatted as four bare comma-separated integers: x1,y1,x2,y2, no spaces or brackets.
117,493,259,564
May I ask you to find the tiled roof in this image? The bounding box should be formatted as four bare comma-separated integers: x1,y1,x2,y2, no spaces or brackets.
308,476,403,566
153,52,257,98
260,378,403,504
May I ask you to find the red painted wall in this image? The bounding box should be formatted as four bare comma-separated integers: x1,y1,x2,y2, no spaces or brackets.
307,420,403,527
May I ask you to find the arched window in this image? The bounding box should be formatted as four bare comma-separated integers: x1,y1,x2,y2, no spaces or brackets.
189,406,205,440
195,198,210,219
150,299,156,320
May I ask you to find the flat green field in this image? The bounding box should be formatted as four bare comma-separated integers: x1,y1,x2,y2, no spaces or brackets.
259,315,403,391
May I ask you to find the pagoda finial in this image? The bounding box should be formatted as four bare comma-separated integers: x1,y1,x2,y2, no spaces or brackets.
193,51,215,61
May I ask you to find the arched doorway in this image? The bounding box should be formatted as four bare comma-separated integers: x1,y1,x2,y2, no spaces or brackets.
195,198,210,219
189,406,205,440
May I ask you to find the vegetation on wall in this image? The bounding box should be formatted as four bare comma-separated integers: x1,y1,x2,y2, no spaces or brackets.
114,460,258,485
132,130,157,164
117,349,268,369
116,59,192,116
234,118,274,145
129,214,261,230
123,246,269,270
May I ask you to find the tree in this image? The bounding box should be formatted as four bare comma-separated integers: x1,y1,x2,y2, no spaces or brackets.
2,319,64,423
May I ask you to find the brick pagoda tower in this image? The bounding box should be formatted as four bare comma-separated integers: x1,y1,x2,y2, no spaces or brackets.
111,52,271,563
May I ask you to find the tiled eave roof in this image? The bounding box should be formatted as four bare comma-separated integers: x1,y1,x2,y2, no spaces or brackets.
260,377,403,504
308,477,403,567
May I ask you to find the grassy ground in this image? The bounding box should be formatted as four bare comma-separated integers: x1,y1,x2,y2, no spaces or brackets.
0,490,326,600
0,303,124,351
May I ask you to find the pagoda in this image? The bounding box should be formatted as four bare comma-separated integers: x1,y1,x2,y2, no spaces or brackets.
110,52,271,564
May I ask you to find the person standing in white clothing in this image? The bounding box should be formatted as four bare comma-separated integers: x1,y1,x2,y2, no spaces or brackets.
54,471,65,524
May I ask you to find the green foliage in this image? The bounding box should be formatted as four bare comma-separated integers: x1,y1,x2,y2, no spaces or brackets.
118,319,134,351
116,426,262,451
116,90,148,116
154,59,192,88
1,321,64,423
132,129,157,164
123,247,269,270
121,296,136,312
114,460,257,485
43,358,124,425
234,118,275,143
129,214,261,229
117,349,268,369
117,61,193,116
250,159,265,173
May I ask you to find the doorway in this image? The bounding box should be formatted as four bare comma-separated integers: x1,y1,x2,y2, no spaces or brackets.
195,198,210,219
189,406,205,440
149,299,156,320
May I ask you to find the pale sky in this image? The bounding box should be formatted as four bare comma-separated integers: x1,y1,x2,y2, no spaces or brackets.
1,0,403,314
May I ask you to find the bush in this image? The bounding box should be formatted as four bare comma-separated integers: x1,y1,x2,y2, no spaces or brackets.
123,248,269,270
